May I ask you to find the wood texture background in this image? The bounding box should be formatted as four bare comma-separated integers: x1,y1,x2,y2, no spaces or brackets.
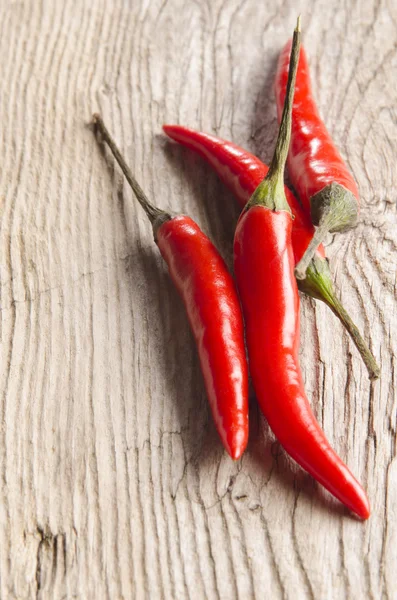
0,0,396,598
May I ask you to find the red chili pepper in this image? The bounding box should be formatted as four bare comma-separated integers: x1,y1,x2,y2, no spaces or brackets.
92,114,249,460
162,133,379,381
234,20,370,518
275,40,360,279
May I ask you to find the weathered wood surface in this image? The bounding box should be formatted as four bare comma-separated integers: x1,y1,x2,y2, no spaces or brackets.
0,0,396,598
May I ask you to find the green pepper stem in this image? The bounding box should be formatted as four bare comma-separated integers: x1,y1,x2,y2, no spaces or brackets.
303,256,380,380
295,220,329,279
323,292,380,381
247,17,301,212
266,16,301,186
92,113,170,226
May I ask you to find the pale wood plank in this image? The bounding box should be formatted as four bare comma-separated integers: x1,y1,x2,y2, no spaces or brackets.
0,0,396,598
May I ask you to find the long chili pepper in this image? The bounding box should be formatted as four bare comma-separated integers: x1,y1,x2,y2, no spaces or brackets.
92,114,249,460
275,40,360,279
233,19,370,518
162,126,380,380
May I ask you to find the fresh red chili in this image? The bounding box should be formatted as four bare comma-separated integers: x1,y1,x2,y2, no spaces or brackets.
275,40,360,279
92,114,249,461
234,20,370,518
162,129,379,380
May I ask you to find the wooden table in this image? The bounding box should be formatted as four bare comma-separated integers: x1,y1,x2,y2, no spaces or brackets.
1,1,395,598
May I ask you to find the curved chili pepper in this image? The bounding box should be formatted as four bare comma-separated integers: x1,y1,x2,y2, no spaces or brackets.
234,20,370,518
92,114,249,460
275,40,360,279
162,131,380,380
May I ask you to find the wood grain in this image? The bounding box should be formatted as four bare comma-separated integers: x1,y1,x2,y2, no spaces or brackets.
0,0,396,598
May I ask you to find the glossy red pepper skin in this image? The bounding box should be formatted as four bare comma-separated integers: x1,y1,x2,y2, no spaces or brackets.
275,41,359,212
156,215,249,460
233,206,370,519
162,125,326,285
